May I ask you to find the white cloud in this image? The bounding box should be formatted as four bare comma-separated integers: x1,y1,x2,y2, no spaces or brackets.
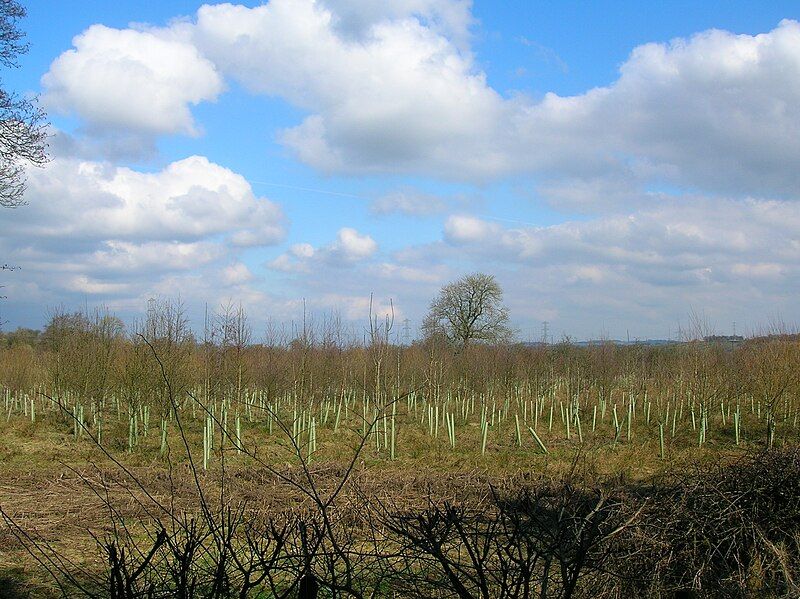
321,0,474,47
442,197,800,271
45,6,800,199
269,243,316,271
89,240,222,275
15,155,285,246
268,227,377,273
267,253,306,274
370,262,445,283
222,262,254,285
330,227,378,261
42,24,223,136
529,19,800,197
190,0,504,176
187,9,800,197
0,156,285,305
65,275,131,296
311,293,399,321
730,263,785,280
428,196,800,334
444,214,501,244
370,189,449,216
260,195,795,338
535,175,649,213
291,243,316,259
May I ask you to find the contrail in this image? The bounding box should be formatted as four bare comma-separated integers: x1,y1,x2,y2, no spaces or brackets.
248,180,368,200
249,180,539,227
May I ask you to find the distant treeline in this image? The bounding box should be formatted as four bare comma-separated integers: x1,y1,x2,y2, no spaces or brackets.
0,302,798,410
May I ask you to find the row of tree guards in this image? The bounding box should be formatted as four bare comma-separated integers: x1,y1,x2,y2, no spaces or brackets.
3,379,795,466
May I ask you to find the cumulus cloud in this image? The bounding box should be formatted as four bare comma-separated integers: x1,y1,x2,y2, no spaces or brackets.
0,156,286,310
42,24,223,136
330,228,378,261
430,196,800,335
44,5,800,198
290,243,316,259
444,214,501,244
285,195,795,338
321,0,474,50
88,241,223,276
268,227,378,272
187,8,800,197
520,19,800,197
222,262,254,285
65,276,131,296
444,198,800,271
189,0,504,176
15,155,285,246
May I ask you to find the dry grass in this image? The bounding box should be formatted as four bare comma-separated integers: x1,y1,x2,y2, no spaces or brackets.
0,411,758,596
1,330,799,595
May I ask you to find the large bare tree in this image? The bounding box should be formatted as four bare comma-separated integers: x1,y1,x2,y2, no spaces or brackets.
0,0,48,208
422,272,512,347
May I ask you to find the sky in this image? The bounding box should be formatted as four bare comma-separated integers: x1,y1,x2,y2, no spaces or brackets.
1,0,800,341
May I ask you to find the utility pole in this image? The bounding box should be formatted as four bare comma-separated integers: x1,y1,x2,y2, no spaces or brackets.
402,318,412,345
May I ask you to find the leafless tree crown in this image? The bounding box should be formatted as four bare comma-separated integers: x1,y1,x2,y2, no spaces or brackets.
423,272,512,347
0,0,48,208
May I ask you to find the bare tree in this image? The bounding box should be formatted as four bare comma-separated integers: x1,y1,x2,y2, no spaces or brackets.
0,0,48,208
422,273,512,348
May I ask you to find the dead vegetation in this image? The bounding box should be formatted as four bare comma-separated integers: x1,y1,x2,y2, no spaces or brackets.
1,304,799,596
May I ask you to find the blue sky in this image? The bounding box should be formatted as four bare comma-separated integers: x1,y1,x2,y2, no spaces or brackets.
2,0,800,340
